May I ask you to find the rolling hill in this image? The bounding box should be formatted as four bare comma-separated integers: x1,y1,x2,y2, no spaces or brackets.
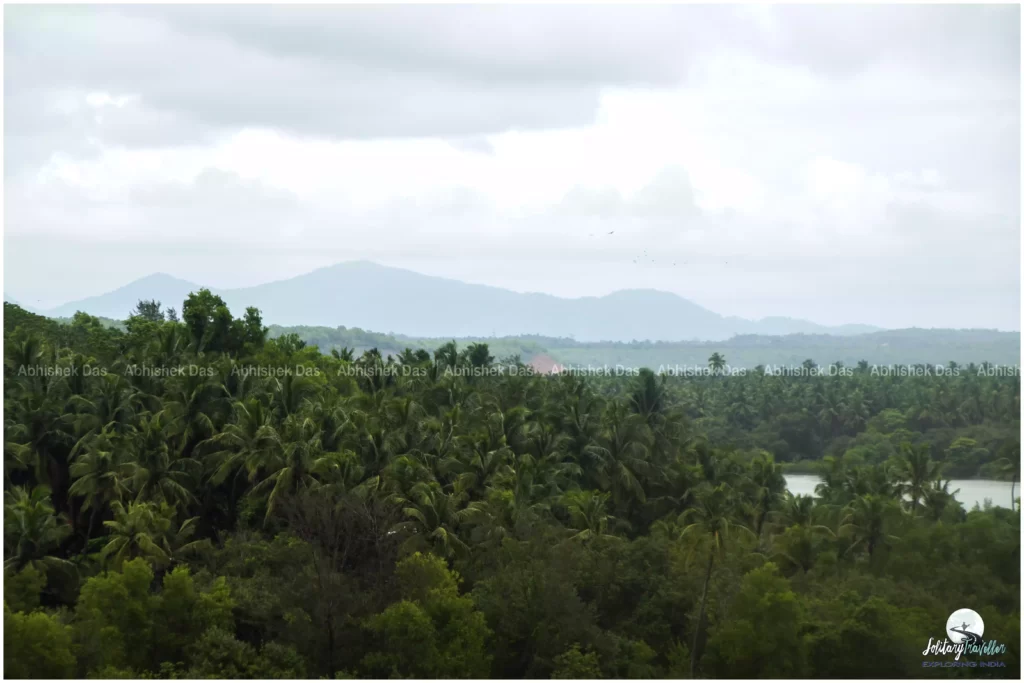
42,261,881,343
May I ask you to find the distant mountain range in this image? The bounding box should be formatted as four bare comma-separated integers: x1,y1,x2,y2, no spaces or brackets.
36,261,882,342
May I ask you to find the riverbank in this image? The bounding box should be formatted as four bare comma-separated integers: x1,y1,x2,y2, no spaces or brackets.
780,460,822,474
783,474,1016,510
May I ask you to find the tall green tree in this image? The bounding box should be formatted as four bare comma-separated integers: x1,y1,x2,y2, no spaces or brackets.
676,483,752,676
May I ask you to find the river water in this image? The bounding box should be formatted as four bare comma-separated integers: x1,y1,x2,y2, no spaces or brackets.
784,474,1016,510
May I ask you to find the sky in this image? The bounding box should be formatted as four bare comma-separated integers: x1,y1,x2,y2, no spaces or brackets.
3,4,1021,330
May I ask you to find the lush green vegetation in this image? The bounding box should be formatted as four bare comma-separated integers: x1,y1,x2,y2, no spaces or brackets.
262,323,1022,370
4,297,1020,678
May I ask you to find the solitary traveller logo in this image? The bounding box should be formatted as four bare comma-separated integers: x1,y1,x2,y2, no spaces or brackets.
922,608,1006,668
946,608,984,645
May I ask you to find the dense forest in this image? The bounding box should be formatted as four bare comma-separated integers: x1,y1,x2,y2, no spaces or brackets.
4,295,1020,679
262,324,1021,370
43,312,1021,369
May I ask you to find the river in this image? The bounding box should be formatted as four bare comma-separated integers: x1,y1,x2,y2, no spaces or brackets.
783,474,1016,510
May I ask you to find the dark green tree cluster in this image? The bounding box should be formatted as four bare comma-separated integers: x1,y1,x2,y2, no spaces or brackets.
659,358,1020,482
3,297,1020,678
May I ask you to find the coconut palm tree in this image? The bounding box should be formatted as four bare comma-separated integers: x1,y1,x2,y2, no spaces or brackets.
922,479,961,522
270,372,318,419
839,494,901,558
330,347,354,362
348,408,405,473
772,522,836,573
560,378,603,470
163,372,225,457
587,405,651,515
455,433,511,498
894,443,941,514
126,413,197,507
249,415,322,522
68,427,132,540
202,398,282,495
100,500,172,568
5,333,46,378
100,500,209,569
563,489,622,542
816,388,844,440
676,483,752,676
747,451,786,539
3,485,74,576
992,442,1020,512
775,492,817,528
630,368,668,426
393,480,470,559
310,448,376,499
5,390,75,501
840,389,871,433
488,452,557,527
70,372,137,436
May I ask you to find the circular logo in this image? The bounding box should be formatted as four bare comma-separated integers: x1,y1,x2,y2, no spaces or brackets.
946,608,984,644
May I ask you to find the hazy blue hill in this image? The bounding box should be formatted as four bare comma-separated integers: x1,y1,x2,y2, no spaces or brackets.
3,296,44,314
46,273,202,320
737,316,881,336
543,329,1022,369
41,261,883,342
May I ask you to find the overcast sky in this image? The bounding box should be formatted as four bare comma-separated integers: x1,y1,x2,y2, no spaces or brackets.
4,4,1020,330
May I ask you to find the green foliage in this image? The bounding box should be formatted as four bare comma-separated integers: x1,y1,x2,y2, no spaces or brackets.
4,603,77,679
72,559,235,675
153,568,235,666
74,558,156,673
4,485,73,576
2,300,1019,679
255,641,308,679
362,553,491,678
805,595,930,678
4,564,47,613
552,644,602,678
703,563,806,677
393,551,459,601
181,290,266,355
185,626,256,678
361,600,438,677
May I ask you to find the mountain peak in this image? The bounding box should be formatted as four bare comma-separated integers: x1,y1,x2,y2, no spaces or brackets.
134,272,199,284
46,272,203,319
42,264,882,342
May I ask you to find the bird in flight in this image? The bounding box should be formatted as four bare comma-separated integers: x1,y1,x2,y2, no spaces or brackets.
607,230,615,235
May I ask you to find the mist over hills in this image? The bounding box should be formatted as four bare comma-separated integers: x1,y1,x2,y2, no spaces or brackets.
38,261,882,342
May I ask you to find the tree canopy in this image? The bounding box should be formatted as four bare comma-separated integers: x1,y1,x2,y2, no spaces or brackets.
3,299,1019,679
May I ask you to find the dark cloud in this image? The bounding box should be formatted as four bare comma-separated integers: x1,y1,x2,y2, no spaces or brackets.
7,168,302,246
762,5,1020,79
6,4,1016,168
2,4,1018,330
557,166,701,222
446,137,496,156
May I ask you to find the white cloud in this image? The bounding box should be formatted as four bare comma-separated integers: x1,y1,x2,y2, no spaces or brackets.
3,4,1019,330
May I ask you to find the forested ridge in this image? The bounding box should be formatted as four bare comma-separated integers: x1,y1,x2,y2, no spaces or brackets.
264,324,1021,370
4,295,1020,679
32,312,1019,369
